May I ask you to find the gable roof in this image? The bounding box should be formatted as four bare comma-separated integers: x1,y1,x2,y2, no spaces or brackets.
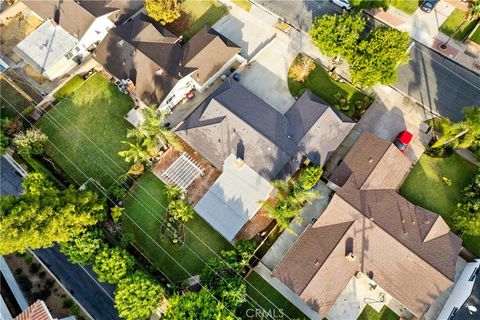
94,14,240,105
273,133,462,318
194,154,273,241
22,0,96,38
176,82,354,180
14,300,53,320
78,0,143,24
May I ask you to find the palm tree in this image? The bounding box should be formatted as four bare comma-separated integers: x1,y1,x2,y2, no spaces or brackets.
118,140,151,163
142,108,183,151
261,179,321,234
441,0,480,48
168,199,194,223
432,106,480,149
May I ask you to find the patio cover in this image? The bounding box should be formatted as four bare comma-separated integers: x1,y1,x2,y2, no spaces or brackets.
194,154,273,241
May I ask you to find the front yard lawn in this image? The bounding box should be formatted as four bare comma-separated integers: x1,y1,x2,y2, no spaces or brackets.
37,73,133,188
390,0,418,15
288,58,366,119
182,0,228,40
358,305,398,320
239,272,308,319
400,153,480,256
123,172,232,282
470,24,480,44
439,9,479,42
0,78,31,119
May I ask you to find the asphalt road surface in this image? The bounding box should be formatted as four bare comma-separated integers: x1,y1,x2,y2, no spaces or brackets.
0,157,119,320
254,0,480,121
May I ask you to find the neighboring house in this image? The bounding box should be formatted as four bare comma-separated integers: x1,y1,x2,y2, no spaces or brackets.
438,259,479,320
94,13,244,120
78,0,144,25
176,81,355,181
13,20,79,81
194,154,274,241
272,132,463,319
17,0,136,80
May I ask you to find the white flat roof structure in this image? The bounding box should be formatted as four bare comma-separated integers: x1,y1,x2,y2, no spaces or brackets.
13,19,77,73
161,153,203,192
194,154,273,241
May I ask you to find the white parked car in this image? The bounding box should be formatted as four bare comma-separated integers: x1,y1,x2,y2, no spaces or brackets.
332,0,351,10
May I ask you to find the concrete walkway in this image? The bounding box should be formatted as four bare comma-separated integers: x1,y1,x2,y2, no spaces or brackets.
456,148,480,167
261,182,332,270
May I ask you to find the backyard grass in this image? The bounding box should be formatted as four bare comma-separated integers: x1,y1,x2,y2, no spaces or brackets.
439,9,479,42
390,0,418,15
37,73,133,188
239,272,308,319
400,153,480,256
182,0,228,39
123,172,233,282
53,76,84,101
288,60,366,119
357,305,398,320
231,0,252,11
0,77,31,119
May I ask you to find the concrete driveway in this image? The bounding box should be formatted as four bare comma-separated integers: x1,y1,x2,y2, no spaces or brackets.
239,38,296,114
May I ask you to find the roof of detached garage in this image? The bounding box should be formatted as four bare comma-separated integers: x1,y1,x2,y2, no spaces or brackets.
176,81,354,180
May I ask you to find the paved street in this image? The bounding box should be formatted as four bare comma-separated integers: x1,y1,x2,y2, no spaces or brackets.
35,246,119,320
0,157,119,320
252,0,480,121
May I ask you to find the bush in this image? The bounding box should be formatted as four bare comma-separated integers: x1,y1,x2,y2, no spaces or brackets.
29,262,41,274
15,268,23,275
3,118,23,137
63,298,74,309
298,166,323,190
70,304,81,316
18,275,32,291
54,76,84,101
24,255,33,265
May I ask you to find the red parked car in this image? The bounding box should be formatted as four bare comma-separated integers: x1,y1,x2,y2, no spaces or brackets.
394,130,413,153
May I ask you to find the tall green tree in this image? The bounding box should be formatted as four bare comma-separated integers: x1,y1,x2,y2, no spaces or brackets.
163,288,237,320
310,12,366,59
261,180,321,234
93,246,135,284
349,26,410,88
144,0,181,25
297,165,323,190
452,170,480,236
12,128,48,157
114,271,165,320
432,107,480,149
60,229,104,265
0,173,105,255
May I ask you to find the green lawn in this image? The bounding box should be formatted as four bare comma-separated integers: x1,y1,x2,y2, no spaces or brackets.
0,78,31,119
357,305,398,320
439,9,479,42
37,73,133,188
239,272,308,319
182,0,228,39
400,154,480,256
390,0,418,15
470,24,480,44
123,172,232,282
288,60,365,119
231,0,252,11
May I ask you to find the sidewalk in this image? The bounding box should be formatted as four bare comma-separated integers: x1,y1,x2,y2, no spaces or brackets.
368,0,480,74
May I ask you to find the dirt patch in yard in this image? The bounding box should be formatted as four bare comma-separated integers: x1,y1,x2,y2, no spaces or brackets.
0,11,42,58
4,253,88,319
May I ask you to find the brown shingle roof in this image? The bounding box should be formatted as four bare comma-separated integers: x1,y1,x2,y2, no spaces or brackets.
23,0,95,38
273,133,462,318
78,0,143,24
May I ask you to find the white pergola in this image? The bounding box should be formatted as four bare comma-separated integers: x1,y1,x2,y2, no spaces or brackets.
161,153,203,192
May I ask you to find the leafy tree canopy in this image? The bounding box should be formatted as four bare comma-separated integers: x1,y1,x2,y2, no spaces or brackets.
310,12,366,58
12,128,48,157
0,173,105,255
297,165,323,190
93,246,135,284
114,271,165,320
144,0,181,25
60,229,104,265
452,170,480,236
432,107,480,149
349,26,410,88
163,288,238,320
350,0,390,10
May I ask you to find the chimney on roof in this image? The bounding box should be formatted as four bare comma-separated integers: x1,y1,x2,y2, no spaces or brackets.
345,252,356,262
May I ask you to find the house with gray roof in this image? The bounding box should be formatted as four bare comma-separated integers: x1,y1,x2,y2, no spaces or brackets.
16,0,133,80
93,13,244,119
272,132,463,319
176,80,355,180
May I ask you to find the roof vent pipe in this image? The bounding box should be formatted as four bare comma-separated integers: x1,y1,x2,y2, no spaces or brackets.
346,252,356,262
